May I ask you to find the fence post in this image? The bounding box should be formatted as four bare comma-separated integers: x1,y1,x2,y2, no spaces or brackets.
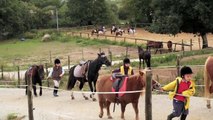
82,48,84,60
190,39,192,51
114,36,116,41
124,37,126,43
198,37,201,50
45,63,49,87
28,74,34,120
145,70,152,120
80,32,82,37
99,48,102,53
135,39,137,45
87,33,90,39
49,51,52,63
1,65,3,80
68,56,70,71
181,39,184,51
108,48,112,63
125,46,128,58
17,66,20,88
176,55,180,76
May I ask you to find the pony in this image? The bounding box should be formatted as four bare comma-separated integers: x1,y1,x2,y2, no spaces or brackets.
147,41,163,54
167,41,173,52
204,56,213,109
127,27,136,34
91,27,106,36
97,71,161,120
111,26,117,34
138,46,151,69
67,52,111,101
25,65,45,96
115,30,125,36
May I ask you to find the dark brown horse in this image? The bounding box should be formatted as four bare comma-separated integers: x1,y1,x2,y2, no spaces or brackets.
138,46,151,69
25,65,45,96
167,41,173,52
115,30,125,36
147,41,163,54
97,71,161,120
204,56,213,109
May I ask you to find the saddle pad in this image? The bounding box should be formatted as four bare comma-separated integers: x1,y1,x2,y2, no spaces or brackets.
111,77,128,97
73,65,84,78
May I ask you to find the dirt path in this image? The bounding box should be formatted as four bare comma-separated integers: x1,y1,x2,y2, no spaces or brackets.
0,88,212,120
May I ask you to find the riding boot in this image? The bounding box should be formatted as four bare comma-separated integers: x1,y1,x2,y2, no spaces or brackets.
180,114,187,120
53,86,58,97
167,113,175,120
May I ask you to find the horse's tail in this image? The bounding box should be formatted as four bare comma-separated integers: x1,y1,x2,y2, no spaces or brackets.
204,57,210,99
67,65,76,90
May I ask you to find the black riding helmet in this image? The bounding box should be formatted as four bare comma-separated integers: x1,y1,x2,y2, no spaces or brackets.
123,58,130,64
54,59,61,64
180,66,193,77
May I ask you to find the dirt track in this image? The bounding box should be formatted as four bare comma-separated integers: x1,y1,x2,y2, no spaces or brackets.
0,88,213,120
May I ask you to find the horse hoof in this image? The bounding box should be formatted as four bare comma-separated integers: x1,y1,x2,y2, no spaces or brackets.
35,94,38,97
99,114,103,118
92,98,97,101
207,104,211,109
39,93,42,96
71,97,75,100
84,97,89,100
108,116,113,119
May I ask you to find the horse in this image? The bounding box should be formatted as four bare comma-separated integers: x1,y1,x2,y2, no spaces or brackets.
167,41,173,52
67,52,111,101
147,41,163,54
127,27,135,34
138,46,151,69
25,65,45,96
91,27,106,36
204,56,213,109
111,26,117,34
97,71,161,120
115,30,125,36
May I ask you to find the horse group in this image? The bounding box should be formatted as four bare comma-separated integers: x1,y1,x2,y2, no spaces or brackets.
24,52,213,119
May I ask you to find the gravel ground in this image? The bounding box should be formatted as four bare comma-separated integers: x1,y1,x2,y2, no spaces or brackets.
0,88,213,120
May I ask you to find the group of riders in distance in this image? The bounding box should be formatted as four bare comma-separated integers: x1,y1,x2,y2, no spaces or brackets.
91,24,136,36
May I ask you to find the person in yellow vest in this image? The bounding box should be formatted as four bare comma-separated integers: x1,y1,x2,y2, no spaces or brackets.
161,66,195,120
112,58,134,76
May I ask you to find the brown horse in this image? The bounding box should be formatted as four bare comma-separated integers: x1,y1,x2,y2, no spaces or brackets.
167,41,173,52
25,65,45,96
96,71,161,120
147,41,163,54
204,56,213,109
138,46,151,69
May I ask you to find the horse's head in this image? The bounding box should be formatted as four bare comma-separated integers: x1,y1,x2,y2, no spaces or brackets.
97,52,111,66
37,65,45,80
152,79,161,90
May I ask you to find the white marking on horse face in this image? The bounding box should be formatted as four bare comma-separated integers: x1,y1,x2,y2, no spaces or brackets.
101,55,106,57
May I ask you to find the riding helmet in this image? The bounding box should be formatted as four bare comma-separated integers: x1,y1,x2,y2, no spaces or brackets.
180,66,193,77
54,59,61,64
123,58,130,64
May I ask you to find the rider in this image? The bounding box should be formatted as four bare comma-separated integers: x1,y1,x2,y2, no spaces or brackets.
112,58,134,76
47,59,65,97
161,66,195,120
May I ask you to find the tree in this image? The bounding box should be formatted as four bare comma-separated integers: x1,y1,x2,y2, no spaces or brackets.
66,0,117,26
149,0,213,48
119,0,153,23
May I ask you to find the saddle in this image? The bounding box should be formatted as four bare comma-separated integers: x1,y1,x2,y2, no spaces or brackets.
73,61,90,79
111,73,128,97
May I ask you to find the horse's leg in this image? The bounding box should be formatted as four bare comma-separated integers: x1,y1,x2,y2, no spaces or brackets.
99,100,104,118
88,81,96,101
79,80,88,100
139,58,141,70
106,101,112,119
33,83,37,97
70,78,77,100
143,59,145,69
39,81,42,96
25,78,28,95
121,103,127,120
132,102,139,120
